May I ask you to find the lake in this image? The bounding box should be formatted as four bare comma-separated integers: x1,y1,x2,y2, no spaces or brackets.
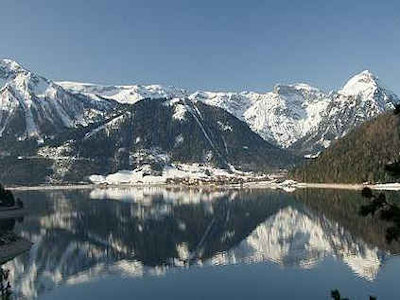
2,187,400,299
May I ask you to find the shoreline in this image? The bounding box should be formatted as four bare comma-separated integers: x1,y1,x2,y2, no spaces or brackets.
5,181,400,191
295,183,366,190
296,182,400,191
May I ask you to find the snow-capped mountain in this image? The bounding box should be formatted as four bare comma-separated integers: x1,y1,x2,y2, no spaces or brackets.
189,84,331,148
190,72,399,154
0,59,116,143
292,70,400,154
339,70,398,102
1,58,398,164
58,69,399,155
57,80,333,148
0,59,297,184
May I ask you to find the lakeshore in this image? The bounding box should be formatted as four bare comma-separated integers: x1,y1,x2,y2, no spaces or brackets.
5,181,400,192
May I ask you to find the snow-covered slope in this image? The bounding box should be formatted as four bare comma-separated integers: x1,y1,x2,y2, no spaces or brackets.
190,84,331,147
339,70,397,102
0,59,116,142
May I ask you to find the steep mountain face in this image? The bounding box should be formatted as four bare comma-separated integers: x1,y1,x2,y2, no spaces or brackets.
59,70,399,156
36,98,297,183
0,59,117,151
291,111,400,183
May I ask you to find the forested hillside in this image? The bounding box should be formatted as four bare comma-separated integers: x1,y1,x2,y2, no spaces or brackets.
290,111,400,183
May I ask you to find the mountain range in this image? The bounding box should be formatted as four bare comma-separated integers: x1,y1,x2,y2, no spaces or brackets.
58,69,399,154
1,59,399,184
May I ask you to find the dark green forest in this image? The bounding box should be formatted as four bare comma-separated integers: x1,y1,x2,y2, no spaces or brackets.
290,111,400,183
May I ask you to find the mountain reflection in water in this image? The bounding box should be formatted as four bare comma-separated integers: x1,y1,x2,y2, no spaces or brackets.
4,187,400,299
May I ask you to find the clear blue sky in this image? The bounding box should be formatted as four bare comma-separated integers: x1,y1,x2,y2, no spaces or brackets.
1,0,399,93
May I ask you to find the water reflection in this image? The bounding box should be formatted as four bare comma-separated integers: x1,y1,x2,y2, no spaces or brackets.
0,216,31,299
4,188,400,299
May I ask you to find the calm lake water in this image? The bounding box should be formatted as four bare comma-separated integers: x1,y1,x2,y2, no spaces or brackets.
2,187,400,299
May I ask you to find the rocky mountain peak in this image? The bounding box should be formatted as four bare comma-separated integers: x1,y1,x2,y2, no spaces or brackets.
0,58,24,73
339,70,378,95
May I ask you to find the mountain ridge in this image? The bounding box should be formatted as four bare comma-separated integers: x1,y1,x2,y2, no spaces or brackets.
1,59,399,184
55,65,399,154
2,58,398,154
